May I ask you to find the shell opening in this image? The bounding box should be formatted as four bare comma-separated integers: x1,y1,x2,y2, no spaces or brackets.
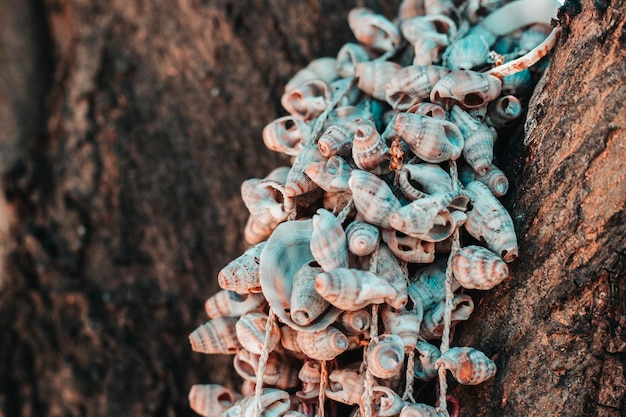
463,92,485,107
217,392,236,407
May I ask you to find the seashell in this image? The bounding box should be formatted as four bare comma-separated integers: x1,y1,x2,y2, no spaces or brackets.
236,312,281,355
398,0,425,20
233,350,300,390
391,113,464,163
348,8,402,52
324,105,376,132
317,125,353,157
296,326,349,360
500,69,533,96
464,181,518,262
285,145,326,197
443,34,491,71
448,105,496,176
381,302,424,349
348,170,402,228
205,291,266,319
399,403,443,417
260,219,342,331
374,243,409,309
372,386,405,417
420,294,474,340
244,215,275,246
518,23,552,53
430,70,502,109
337,309,372,335
474,164,509,197
397,163,453,201
424,0,458,18
189,384,240,417
310,208,349,271
305,155,352,193
385,65,450,111
323,190,354,215
345,220,380,256
412,37,443,67
452,245,509,290
189,317,241,355
283,412,308,417
406,102,447,119
408,259,460,309
467,103,488,122
381,228,436,264
367,334,406,379
220,388,291,417
281,79,332,121
487,95,522,128
285,57,338,93
218,242,266,293
436,347,496,385
400,15,456,51
264,166,291,183
352,119,389,172
279,326,304,355
389,191,469,242
326,364,366,405
290,261,330,326
315,268,398,311
262,116,312,156
414,340,441,381
296,361,321,402
356,61,403,101
336,43,373,78
241,178,294,227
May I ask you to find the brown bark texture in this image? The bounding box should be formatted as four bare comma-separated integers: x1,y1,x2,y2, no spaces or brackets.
0,0,623,417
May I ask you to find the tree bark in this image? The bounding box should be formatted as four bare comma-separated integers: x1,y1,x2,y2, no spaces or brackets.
0,1,623,417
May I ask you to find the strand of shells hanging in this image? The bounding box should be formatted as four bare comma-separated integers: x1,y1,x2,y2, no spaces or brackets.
188,0,561,416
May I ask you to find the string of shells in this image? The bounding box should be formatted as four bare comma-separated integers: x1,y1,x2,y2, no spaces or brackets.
189,0,561,416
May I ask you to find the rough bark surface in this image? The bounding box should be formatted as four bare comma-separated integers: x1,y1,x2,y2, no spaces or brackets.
0,1,623,417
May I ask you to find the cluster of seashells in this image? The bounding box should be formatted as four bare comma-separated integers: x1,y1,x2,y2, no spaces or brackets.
188,0,561,416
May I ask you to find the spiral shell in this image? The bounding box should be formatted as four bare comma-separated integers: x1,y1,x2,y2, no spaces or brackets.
244,215,275,246
414,341,441,381
317,125,353,157
285,145,326,197
205,291,266,319
220,388,291,417
348,8,402,52
241,178,293,227
385,65,450,111
188,384,239,417
235,312,281,355
420,294,474,340
290,261,330,326
285,57,338,93
382,228,436,264
281,79,331,121
296,326,349,360
336,43,373,78
296,360,321,402
356,61,403,101
391,112,464,163
487,95,522,128
452,245,509,290
399,403,443,417
408,259,460,309
326,364,366,405
352,119,389,172
375,244,409,309
315,268,398,311
189,317,241,355
475,164,509,197
464,181,518,262
262,116,312,156
367,334,406,379
401,15,456,64
337,309,372,335
381,302,424,349
372,386,405,417
436,347,496,385
431,70,502,109
449,105,496,176
233,350,300,390
348,170,402,228
218,242,265,293
305,155,352,193
443,34,491,71
279,326,304,355
397,163,453,201
345,220,379,256
310,208,349,272
406,102,447,119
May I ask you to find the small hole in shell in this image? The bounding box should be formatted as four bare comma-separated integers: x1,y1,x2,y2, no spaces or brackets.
463,93,484,107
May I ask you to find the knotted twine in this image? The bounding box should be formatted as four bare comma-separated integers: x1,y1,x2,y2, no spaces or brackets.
252,308,277,417
361,244,380,417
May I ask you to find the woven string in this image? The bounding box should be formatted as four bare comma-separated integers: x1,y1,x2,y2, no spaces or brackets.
362,245,381,417
336,197,354,225
253,308,276,417
317,360,328,417
403,349,416,403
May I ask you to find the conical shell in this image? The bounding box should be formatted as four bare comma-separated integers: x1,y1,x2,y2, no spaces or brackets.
323,190,354,215
392,112,464,163
305,155,352,193
188,384,239,417
279,326,304,355
345,220,380,256
205,291,266,319
398,0,425,20
326,364,366,405
420,294,474,340
400,15,455,49
382,228,436,264
262,116,312,156
487,95,522,128
285,145,326,197
317,125,353,157
367,334,406,379
464,181,518,262
336,42,373,78
281,79,331,121
406,102,447,119
397,163,453,201
381,301,424,349
290,262,329,326
296,361,321,402
352,119,389,171
372,386,405,417
348,8,402,52
220,388,291,417
260,219,342,332
452,245,509,290
310,208,349,271
315,268,398,311
431,70,502,109
285,57,338,93
501,69,533,96
348,170,402,228
235,312,280,355
337,309,372,335
233,350,300,390
475,164,509,197
408,259,460,309
241,178,294,227
449,105,496,176
385,65,450,111
189,317,241,355
324,105,375,133
218,242,266,293
436,347,496,385
399,403,442,417
414,340,441,381
296,326,349,360
374,244,409,309
356,61,403,101
443,34,490,71
244,215,275,246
